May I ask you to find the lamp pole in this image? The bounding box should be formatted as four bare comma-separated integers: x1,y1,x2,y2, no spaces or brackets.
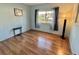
61,19,67,39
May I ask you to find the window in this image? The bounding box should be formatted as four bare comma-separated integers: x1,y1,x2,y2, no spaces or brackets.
35,7,59,31
37,10,55,24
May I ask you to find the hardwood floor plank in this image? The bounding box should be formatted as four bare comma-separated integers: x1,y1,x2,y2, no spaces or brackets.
0,30,71,55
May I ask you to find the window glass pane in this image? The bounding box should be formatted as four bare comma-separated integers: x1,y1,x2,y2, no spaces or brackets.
37,10,55,24
37,11,46,23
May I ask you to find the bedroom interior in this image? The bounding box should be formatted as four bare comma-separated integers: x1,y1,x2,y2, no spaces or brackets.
0,3,79,55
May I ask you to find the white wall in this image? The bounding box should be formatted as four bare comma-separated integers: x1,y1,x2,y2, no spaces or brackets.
69,23,79,54
0,3,31,41
31,3,77,37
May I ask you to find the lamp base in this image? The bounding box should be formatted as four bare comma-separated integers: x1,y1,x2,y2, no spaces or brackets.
60,36,65,39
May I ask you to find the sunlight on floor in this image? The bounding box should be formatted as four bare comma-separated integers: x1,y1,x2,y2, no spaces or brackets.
37,37,52,50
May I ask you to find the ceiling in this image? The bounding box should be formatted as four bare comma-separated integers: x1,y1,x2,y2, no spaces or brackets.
24,3,46,6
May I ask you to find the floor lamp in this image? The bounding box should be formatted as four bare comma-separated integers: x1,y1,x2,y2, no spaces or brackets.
61,15,67,39
61,19,67,39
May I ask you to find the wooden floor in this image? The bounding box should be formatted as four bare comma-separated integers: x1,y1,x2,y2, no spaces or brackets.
0,30,71,55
